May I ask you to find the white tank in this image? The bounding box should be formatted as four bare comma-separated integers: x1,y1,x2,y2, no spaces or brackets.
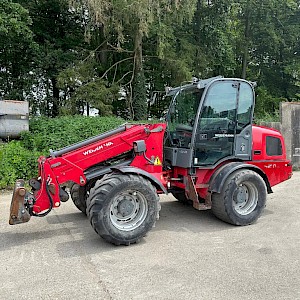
0,100,29,139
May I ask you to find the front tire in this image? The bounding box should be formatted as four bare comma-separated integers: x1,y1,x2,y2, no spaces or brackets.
86,173,160,245
211,169,267,225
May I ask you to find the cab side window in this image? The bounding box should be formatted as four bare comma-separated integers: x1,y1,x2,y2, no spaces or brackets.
266,136,282,156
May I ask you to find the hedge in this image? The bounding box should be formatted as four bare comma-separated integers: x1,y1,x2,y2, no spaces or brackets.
0,116,125,189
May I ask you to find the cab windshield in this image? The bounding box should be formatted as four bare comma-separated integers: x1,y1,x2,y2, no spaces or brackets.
165,87,203,148
167,88,202,131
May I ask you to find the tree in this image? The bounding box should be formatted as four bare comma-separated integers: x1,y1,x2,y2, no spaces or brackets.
74,0,197,119
192,0,237,78
235,0,300,116
17,0,86,116
57,60,119,116
0,0,37,100
2,0,298,120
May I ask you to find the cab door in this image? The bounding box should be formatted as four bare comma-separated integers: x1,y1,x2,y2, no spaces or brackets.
193,80,254,166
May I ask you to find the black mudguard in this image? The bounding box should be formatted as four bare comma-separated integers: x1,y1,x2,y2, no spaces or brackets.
209,162,272,194
111,166,168,194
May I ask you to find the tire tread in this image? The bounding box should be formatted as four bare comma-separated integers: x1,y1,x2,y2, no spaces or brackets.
86,173,159,245
211,169,267,225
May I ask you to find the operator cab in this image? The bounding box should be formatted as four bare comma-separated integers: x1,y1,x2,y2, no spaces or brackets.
164,77,255,168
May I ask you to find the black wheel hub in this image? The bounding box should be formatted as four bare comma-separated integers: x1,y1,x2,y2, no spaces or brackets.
118,198,135,217
234,186,248,204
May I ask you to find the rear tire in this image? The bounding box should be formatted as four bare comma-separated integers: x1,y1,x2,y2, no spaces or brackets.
86,173,160,245
70,184,87,214
171,190,188,203
211,169,267,225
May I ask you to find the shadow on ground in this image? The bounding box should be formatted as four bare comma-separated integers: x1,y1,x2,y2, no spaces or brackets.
1,198,273,256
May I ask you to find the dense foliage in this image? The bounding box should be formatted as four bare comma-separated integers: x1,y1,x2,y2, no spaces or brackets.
21,116,125,152
0,141,41,189
0,0,299,120
0,116,124,189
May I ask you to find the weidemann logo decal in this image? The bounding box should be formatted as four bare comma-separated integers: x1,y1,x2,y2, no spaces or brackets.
83,142,114,156
214,133,234,138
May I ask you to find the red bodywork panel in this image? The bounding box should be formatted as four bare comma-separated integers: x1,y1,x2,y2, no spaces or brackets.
33,123,292,214
170,125,292,200
249,125,292,186
33,123,166,213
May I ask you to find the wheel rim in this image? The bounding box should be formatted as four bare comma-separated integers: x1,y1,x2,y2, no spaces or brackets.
110,190,148,231
232,181,258,215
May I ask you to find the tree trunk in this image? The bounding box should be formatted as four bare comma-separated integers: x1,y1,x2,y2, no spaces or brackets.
51,77,60,117
132,24,147,120
86,102,90,116
98,24,107,66
241,2,251,79
134,26,143,74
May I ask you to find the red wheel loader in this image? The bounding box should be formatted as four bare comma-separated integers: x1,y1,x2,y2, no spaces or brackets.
9,77,292,245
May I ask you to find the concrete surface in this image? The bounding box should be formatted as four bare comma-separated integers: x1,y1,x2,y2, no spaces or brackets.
1,173,300,300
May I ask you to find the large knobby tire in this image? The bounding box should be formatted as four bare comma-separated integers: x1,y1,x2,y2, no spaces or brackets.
70,184,87,214
86,173,160,246
211,169,267,225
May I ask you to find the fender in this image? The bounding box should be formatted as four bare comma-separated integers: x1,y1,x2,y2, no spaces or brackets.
111,166,168,194
84,159,132,181
209,162,272,194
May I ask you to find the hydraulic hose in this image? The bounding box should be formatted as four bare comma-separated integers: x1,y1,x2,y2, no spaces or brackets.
32,165,54,217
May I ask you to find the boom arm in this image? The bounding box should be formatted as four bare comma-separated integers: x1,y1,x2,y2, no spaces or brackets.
9,123,166,223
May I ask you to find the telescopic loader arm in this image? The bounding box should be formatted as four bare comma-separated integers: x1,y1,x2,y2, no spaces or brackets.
9,123,167,225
